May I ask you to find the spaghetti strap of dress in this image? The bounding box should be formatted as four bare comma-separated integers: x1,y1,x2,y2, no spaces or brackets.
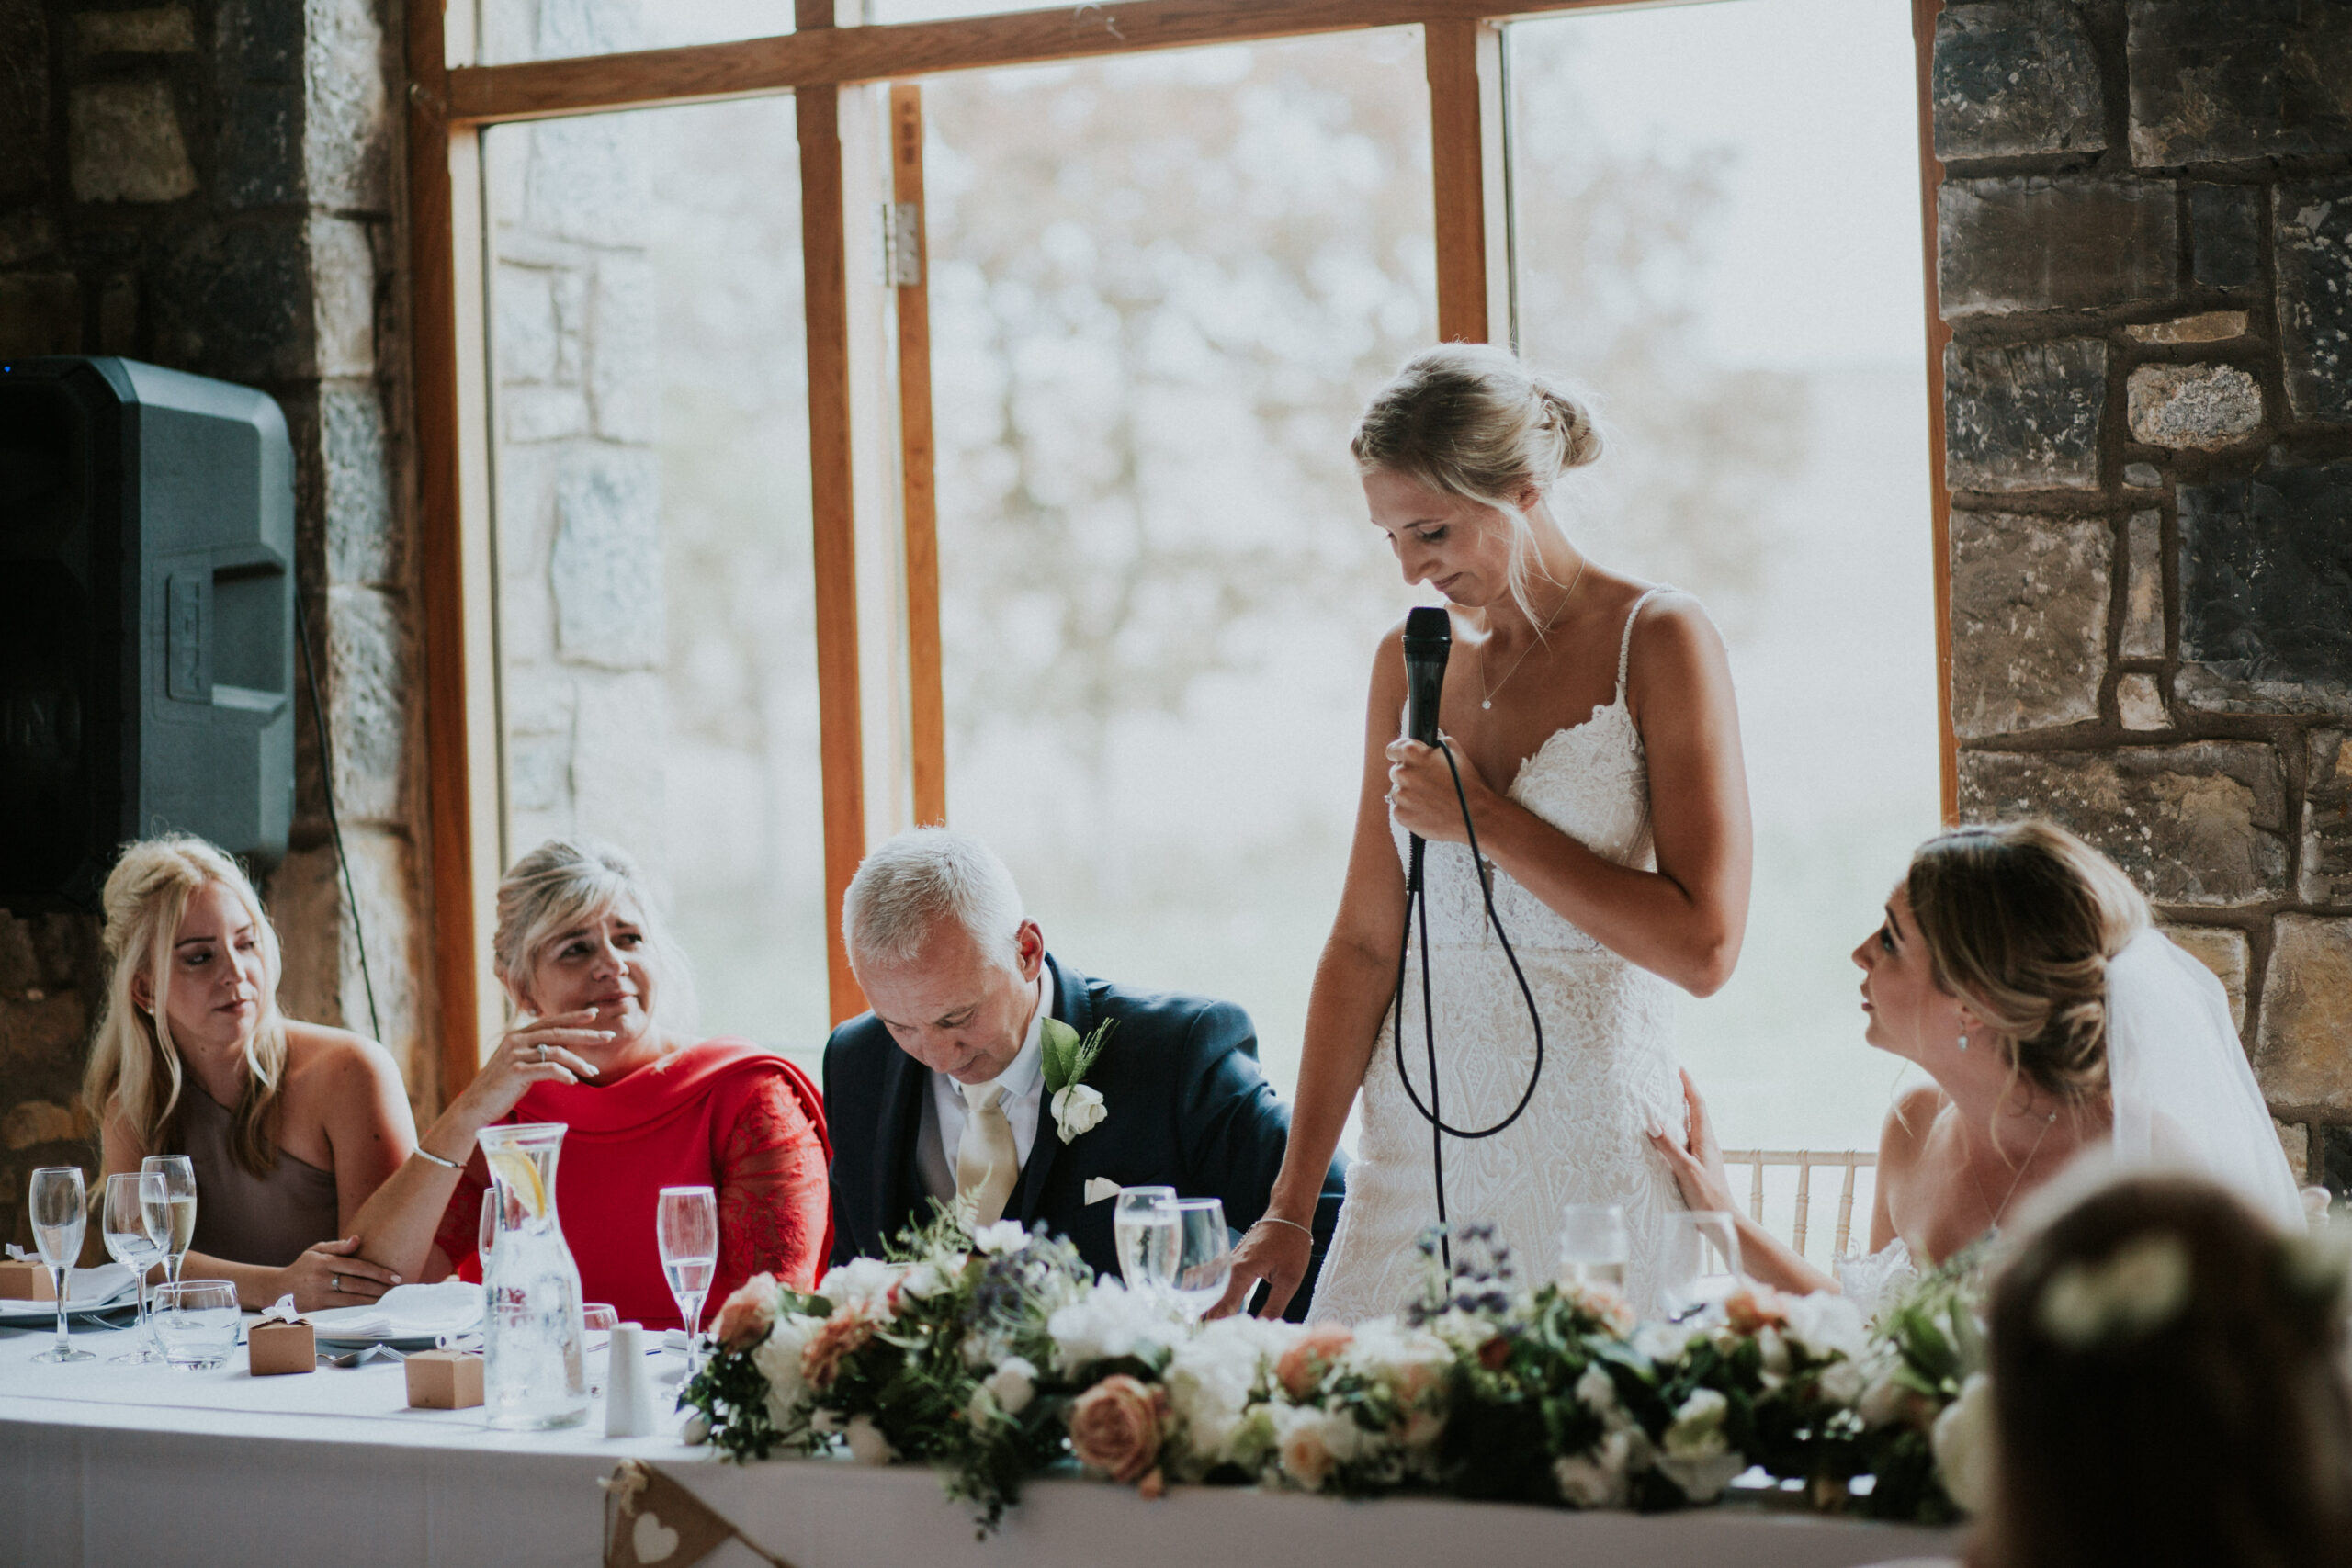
1616,586,1676,694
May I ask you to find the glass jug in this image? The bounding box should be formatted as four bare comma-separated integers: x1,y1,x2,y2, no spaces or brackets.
478,1122,589,1429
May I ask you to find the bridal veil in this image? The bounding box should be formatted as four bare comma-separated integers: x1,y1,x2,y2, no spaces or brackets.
2106,926,2307,1232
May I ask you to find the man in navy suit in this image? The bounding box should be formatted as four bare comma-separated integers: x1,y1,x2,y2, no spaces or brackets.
824,829,1346,1320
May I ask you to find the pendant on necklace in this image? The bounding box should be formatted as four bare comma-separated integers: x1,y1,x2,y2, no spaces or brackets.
1481,699,1492,710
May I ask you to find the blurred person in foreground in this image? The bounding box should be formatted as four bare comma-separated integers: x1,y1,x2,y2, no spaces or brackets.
350,838,831,1328
1654,819,2304,1308
86,834,417,1309
823,828,1346,1316
1961,1171,2352,1568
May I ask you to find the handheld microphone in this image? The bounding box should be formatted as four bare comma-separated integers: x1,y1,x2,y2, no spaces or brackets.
1402,606,1451,748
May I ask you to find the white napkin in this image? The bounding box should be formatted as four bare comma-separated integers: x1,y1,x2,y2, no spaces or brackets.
66,1265,135,1306
306,1280,484,1339
1084,1177,1121,1205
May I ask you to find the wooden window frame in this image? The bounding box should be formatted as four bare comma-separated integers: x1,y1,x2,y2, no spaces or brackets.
406,0,1953,1100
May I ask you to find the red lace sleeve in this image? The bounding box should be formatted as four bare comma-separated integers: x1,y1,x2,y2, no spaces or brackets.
711,1070,831,1298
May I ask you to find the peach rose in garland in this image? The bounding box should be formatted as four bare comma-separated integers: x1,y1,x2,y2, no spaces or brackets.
1069,1374,1169,1483
1275,1326,1354,1400
713,1274,780,1352
800,1307,880,1390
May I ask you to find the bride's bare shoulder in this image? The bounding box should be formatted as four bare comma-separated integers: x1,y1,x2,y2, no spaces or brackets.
1877,1086,1948,1173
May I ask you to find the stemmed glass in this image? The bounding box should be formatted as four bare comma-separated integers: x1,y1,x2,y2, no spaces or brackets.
28,1167,93,1363
1659,1210,1743,1322
1557,1202,1631,1292
1112,1186,1178,1292
1169,1198,1232,1321
141,1155,198,1288
656,1185,718,1370
101,1171,170,1364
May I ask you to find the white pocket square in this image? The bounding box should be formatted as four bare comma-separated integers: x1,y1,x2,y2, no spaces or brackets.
1084,1177,1122,1205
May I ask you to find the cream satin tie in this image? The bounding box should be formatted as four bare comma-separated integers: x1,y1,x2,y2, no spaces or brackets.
956,1083,1020,1227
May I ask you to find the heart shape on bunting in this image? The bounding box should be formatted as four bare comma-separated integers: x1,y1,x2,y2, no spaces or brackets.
601,1461,795,1568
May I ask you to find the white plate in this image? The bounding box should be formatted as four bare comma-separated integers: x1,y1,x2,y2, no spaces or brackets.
0,1265,138,1325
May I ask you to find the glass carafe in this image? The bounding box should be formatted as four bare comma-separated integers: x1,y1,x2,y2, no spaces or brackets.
478,1122,590,1429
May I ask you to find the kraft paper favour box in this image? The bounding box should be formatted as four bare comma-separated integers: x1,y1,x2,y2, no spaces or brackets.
0,1259,56,1302
405,1349,485,1410
247,1319,316,1375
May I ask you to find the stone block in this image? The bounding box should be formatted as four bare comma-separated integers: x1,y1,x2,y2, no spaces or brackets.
0,0,48,201
2253,916,2352,1120
1939,177,2176,320
2305,728,2352,908
525,118,652,249
322,382,397,585
2124,311,2248,344
2187,184,2262,291
495,264,561,382
0,1100,82,1150
324,586,411,826
2161,923,2249,1029
218,0,300,79
2278,1121,2310,1183
308,216,376,378
2118,673,2167,729
2123,461,2162,489
1944,338,2106,492
70,79,197,203
569,672,668,860
2126,364,2265,451
1932,3,2106,160
1950,509,2109,738
266,829,420,1071
0,274,81,356
302,0,391,213
2277,180,2352,425
77,7,197,53
502,385,589,444
2127,1,2352,166
2120,509,2164,659
0,211,57,268
153,220,309,382
218,84,302,209
96,271,136,354
550,448,662,671
1958,742,2288,907
2177,458,2352,715
588,255,657,443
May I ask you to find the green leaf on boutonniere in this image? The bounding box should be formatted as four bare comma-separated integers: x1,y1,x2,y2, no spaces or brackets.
1040,1016,1115,1096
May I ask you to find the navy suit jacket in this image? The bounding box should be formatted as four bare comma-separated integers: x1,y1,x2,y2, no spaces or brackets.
823,953,1347,1320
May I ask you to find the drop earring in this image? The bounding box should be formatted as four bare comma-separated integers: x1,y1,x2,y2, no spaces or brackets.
1956,1031,1970,1052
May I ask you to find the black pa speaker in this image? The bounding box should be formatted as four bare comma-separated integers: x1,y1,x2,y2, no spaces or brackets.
0,355,294,909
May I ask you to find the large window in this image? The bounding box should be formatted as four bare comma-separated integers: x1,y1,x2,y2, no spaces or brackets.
415,0,1953,1175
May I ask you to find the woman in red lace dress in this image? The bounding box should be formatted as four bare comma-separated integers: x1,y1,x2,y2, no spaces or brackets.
347,839,830,1328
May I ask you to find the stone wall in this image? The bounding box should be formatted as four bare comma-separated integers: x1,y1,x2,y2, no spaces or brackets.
1935,0,2352,1182
0,0,426,1246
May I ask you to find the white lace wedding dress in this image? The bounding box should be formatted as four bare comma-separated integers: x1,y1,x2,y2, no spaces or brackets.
1310,588,1690,1324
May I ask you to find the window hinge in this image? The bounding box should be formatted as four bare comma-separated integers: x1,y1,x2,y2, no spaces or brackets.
877,201,922,288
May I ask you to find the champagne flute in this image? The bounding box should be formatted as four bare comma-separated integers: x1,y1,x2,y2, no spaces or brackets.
1557,1202,1631,1293
28,1166,93,1363
478,1186,499,1274
1112,1186,1179,1293
1170,1197,1232,1321
141,1155,198,1288
1659,1210,1743,1322
102,1171,170,1364
656,1185,718,1370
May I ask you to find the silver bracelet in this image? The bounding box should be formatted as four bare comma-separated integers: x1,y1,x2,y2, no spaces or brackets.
1253,1215,1314,1239
412,1145,463,1171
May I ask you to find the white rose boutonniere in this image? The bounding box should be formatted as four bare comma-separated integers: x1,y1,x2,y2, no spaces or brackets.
1042,1016,1117,1144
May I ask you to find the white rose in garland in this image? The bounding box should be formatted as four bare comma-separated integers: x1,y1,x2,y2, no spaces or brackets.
1041,1017,1117,1143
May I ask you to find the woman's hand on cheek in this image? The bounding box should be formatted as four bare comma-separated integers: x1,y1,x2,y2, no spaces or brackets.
1384,736,1492,845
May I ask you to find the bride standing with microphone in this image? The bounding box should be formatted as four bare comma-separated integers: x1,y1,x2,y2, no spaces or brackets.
1216,344,1754,1323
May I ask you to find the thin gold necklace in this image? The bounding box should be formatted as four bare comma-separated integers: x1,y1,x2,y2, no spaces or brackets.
1969,1106,2059,1230
1478,558,1589,711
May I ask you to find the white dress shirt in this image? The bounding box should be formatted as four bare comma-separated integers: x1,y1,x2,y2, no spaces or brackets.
916,968,1050,1202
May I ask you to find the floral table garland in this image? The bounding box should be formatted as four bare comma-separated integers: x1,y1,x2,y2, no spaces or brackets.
680,1210,1990,1534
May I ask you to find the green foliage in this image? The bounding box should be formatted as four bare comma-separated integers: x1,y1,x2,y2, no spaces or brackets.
1040,1016,1116,1098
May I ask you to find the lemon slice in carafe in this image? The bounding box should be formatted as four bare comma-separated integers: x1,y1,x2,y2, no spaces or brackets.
485,1147,548,1220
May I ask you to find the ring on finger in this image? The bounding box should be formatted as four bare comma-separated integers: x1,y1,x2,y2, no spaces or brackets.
332,1273,342,1292
537,1042,548,1063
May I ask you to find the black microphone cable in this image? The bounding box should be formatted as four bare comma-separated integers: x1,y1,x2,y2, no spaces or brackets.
1390,735,1547,1273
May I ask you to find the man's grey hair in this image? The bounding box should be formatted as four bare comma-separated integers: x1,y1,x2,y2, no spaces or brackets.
842,828,1026,973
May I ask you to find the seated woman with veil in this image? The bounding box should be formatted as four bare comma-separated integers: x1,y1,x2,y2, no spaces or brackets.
1654,819,2304,1309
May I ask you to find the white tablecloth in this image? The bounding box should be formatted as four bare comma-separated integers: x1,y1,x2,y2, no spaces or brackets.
0,1319,1962,1568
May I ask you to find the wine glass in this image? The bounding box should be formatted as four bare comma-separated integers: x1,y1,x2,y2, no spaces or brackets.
1557,1202,1631,1293
1112,1186,1178,1292
1659,1210,1743,1322
655,1186,718,1370
1169,1198,1231,1321
102,1171,169,1364
141,1155,198,1288
28,1166,93,1363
